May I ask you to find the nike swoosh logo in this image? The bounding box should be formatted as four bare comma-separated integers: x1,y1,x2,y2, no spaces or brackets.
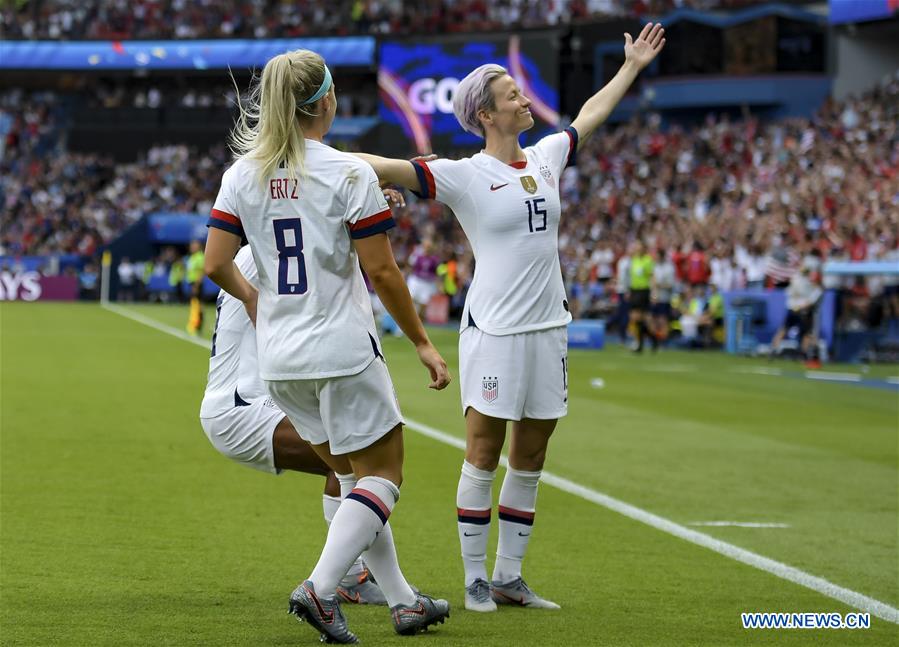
463,532,482,537
490,183,508,191
394,602,427,621
306,584,334,624
517,532,531,537
494,590,526,605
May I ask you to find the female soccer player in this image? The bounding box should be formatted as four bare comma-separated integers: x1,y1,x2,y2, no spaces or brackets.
204,49,451,644
357,23,665,612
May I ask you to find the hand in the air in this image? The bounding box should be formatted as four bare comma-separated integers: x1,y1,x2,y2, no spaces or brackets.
624,22,666,70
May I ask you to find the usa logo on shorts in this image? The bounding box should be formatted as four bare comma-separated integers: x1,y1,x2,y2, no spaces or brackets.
482,377,499,403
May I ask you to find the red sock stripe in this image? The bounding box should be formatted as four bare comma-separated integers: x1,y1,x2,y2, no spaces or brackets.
497,505,535,526
457,507,491,525
349,488,391,521
456,508,490,518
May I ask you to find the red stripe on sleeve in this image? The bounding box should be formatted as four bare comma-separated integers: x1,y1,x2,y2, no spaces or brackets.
350,208,392,231
566,130,575,162
211,208,240,226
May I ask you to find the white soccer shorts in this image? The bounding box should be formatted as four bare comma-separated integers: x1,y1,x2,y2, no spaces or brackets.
459,325,568,421
265,357,404,455
200,396,285,474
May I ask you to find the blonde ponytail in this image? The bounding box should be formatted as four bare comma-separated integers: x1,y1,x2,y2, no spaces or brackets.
229,49,330,186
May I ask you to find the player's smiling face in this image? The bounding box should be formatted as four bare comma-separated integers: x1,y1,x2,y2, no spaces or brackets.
484,75,534,135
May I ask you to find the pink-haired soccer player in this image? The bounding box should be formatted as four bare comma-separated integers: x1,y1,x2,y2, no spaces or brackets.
357,23,665,612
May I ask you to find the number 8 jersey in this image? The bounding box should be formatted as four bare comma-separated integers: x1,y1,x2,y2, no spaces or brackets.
208,140,393,381
412,128,578,335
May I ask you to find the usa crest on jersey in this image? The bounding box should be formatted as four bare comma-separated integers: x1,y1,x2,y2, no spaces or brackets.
482,376,499,402
539,163,555,188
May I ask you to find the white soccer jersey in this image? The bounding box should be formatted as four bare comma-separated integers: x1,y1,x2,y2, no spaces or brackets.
200,245,267,418
412,128,578,335
209,140,393,380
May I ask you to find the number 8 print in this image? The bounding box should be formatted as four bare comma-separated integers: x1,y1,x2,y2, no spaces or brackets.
273,218,308,295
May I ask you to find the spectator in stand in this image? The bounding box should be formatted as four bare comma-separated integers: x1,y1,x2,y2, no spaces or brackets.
684,241,710,288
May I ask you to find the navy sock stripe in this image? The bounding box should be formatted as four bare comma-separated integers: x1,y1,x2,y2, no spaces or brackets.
498,510,535,526
346,491,388,525
458,514,491,525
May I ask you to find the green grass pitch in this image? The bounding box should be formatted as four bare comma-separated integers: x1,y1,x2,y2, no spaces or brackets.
2,302,897,646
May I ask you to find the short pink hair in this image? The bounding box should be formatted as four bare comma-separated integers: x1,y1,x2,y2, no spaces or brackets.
452,63,509,138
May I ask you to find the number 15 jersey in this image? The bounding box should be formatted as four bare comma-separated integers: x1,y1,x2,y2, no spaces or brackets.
208,140,393,381
412,128,578,335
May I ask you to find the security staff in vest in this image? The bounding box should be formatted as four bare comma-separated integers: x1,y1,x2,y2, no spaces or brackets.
628,240,657,353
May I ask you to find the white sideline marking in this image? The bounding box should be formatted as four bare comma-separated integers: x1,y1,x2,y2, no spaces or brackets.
690,521,791,529
407,416,899,624
104,304,899,625
733,367,783,376
806,371,862,383
103,304,211,350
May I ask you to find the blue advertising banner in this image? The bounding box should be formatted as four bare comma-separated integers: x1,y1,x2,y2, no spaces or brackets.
829,0,898,24
148,214,209,244
0,37,374,70
379,34,560,154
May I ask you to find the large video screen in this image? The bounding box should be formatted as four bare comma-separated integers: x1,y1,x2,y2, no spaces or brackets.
829,0,899,24
378,34,559,155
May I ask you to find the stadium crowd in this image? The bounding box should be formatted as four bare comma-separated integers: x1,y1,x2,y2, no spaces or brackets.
3,0,807,40
3,71,897,334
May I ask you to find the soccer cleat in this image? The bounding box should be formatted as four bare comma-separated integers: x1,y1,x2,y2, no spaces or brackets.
464,578,497,612
391,592,451,635
336,568,387,606
490,577,561,609
288,580,358,644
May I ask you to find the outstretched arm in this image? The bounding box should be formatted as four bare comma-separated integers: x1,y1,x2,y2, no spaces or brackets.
354,153,420,191
570,22,665,147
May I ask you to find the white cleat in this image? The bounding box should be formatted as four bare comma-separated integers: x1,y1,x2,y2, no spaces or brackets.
490,577,561,609
464,578,497,612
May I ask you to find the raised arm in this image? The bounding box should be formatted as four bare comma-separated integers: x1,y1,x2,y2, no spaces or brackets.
570,22,665,147
354,153,420,191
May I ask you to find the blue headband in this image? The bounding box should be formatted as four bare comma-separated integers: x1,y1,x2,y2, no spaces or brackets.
300,65,332,106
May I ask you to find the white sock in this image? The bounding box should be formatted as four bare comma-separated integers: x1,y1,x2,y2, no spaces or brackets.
308,475,397,598
456,460,496,586
336,472,357,499
493,467,541,583
323,493,364,583
362,520,416,607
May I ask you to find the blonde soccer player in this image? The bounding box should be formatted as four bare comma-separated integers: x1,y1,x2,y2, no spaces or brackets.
204,49,451,644
357,23,665,612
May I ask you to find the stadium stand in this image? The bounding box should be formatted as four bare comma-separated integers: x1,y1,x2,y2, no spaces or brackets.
1,0,815,39
1,0,895,359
